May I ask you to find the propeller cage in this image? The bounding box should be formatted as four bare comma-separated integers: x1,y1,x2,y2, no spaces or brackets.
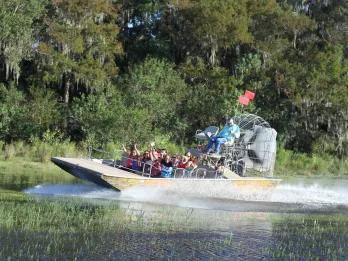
221,114,277,177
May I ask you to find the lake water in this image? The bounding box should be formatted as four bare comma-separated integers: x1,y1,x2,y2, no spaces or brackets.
1,177,348,260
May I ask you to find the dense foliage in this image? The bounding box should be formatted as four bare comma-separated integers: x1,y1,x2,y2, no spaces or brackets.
0,0,347,158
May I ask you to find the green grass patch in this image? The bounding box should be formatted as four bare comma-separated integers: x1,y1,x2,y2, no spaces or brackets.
275,147,348,177
2,140,85,163
0,158,76,190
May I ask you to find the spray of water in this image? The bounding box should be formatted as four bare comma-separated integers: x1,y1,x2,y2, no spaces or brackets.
271,183,348,205
24,184,120,200
118,181,348,209
25,179,348,206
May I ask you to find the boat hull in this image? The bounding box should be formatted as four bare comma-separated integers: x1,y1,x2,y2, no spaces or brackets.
51,157,115,189
101,175,280,191
51,157,281,191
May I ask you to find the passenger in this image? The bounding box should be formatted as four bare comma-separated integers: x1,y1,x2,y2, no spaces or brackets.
149,142,160,160
150,147,167,162
206,118,240,155
177,158,187,169
122,144,141,172
196,144,205,153
142,150,152,161
215,157,225,174
175,152,193,177
159,148,167,159
172,155,182,168
141,150,152,174
151,159,162,177
180,151,192,168
160,154,173,178
185,156,197,172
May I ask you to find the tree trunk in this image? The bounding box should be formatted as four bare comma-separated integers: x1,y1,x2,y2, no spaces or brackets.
64,77,70,104
63,75,71,134
293,31,297,49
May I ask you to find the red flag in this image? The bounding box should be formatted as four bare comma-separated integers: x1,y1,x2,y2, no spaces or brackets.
244,90,255,100
238,95,250,106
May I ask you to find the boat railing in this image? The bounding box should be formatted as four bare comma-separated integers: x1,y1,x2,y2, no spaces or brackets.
117,155,220,179
87,146,221,179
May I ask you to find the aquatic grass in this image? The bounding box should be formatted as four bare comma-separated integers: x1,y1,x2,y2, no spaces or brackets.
0,193,122,233
0,191,236,260
264,214,348,260
0,190,214,234
0,189,347,260
275,147,348,177
0,158,76,190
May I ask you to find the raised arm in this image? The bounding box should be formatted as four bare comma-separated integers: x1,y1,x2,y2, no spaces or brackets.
134,144,140,156
122,144,128,153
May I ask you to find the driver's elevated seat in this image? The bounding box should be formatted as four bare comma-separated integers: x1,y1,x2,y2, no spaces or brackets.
195,126,219,141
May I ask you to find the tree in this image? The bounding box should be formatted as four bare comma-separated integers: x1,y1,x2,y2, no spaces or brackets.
290,45,348,157
72,86,153,146
0,83,28,141
122,57,187,142
36,0,122,104
26,87,62,138
163,0,253,65
248,1,315,62
179,57,241,139
308,0,348,45
0,0,45,82
118,0,170,65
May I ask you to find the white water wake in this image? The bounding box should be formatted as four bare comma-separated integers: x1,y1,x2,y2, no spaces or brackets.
271,183,348,205
24,183,120,199
119,182,348,207
24,180,348,210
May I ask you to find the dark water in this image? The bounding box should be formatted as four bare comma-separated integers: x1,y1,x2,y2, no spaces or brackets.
1,178,348,260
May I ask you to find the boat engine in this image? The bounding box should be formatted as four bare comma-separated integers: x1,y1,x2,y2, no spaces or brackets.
221,114,277,177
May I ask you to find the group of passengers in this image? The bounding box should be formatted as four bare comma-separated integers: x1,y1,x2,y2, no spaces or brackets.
121,118,241,178
122,143,198,178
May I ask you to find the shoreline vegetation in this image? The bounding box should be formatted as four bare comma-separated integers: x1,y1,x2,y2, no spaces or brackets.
0,1,347,173
0,1,347,260
0,141,347,179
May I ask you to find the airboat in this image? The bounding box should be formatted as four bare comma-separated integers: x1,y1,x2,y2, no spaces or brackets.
52,114,281,192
